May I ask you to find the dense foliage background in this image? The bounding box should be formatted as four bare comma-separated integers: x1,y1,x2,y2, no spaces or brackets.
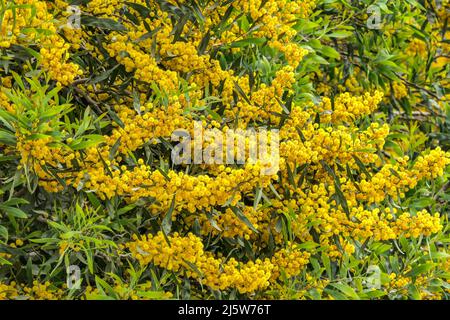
0,0,449,300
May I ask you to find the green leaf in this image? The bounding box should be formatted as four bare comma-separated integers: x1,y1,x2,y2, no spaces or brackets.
253,187,263,211
0,225,8,241
408,284,421,300
230,206,258,233
70,135,105,150
404,0,425,10
116,204,136,215
81,15,127,31
229,37,266,48
95,276,118,299
410,198,434,209
322,252,332,278
320,46,340,60
182,258,204,278
296,241,318,250
329,283,360,300
90,64,120,84
125,1,150,17
109,137,121,160
429,251,450,260
407,263,435,277
384,140,404,156
0,129,16,145
198,30,211,55
351,155,372,178
204,210,221,232
2,198,29,206
233,81,252,105
328,30,353,39
161,195,176,235
0,256,12,266
309,54,329,65
0,205,27,218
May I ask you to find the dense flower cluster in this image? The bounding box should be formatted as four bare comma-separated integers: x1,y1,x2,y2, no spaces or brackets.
127,232,280,294
0,0,449,300
0,0,82,85
0,281,63,300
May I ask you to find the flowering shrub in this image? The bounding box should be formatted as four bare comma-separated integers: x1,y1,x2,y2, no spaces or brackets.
0,0,449,300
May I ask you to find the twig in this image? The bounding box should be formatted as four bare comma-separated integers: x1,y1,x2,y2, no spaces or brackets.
398,76,440,100
72,86,103,114
71,78,90,85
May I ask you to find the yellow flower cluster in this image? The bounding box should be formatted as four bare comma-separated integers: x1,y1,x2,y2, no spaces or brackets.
0,90,14,113
0,0,35,48
96,0,315,122
39,35,83,86
0,282,19,300
3,0,450,299
235,0,314,41
317,91,384,123
393,210,442,238
16,122,278,211
343,75,364,95
84,0,123,16
106,37,178,91
105,101,191,153
270,243,311,279
355,148,450,203
0,281,63,300
0,0,82,85
385,273,410,296
263,176,445,258
23,281,64,300
0,252,12,261
227,66,297,125
16,136,68,192
269,40,309,68
392,82,408,100
279,120,388,174
194,207,260,239
127,232,309,293
406,38,427,57
13,80,449,271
